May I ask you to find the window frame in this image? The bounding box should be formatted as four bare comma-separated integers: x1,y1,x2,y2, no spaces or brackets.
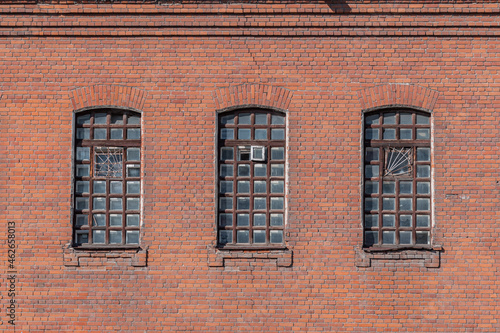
362,108,433,250
72,108,142,249
216,108,287,250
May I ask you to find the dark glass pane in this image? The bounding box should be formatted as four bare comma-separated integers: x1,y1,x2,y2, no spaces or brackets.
238,113,251,125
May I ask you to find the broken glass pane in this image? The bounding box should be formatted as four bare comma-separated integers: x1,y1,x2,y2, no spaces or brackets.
384,147,412,176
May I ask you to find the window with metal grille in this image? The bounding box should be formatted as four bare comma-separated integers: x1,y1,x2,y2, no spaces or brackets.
73,110,141,247
363,110,432,248
217,109,286,248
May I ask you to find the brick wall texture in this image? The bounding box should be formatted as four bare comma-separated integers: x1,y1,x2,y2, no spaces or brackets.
0,1,499,332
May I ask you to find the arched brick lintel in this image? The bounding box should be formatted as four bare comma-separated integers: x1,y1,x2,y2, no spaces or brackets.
357,84,439,112
214,84,293,112
70,85,148,112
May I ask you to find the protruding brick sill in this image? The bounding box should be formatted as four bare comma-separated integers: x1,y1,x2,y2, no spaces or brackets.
355,245,443,268
63,244,148,267
208,246,293,268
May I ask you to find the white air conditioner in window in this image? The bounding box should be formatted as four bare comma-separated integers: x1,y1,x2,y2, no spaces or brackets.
251,146,266,161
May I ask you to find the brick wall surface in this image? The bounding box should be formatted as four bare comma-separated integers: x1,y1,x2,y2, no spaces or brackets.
0,1,499,332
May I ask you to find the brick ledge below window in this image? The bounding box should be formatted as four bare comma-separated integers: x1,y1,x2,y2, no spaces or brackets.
208,246,293,267
63,243,148,267
355,245,443,268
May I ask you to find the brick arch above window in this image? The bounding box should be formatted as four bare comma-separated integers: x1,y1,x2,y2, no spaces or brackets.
70,85,148,112
357,84,439,112
214,84,293,112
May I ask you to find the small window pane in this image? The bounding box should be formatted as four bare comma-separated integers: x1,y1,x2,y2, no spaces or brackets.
270,230,283,244
110,181,123,194
220,148,234,161
127,128,141,140
271,129,285,140
365,165,379,179
271,164,284,177
220,114,235,125
253,230,266,244
127,181,141,194
238,164,250,177
417,198,430,211
220,128,234,140
400,215,412,227
416,114,430,125
75,214,88,227
254,197,266,210
271,147,285,160
383,113,396,124
219,197,233,211
253,214,266,226
365,214,379,228
416,128,430,140
365,128,379,140
417,165,430,178
237,214,249,227
126,214,140,227
399,198,412,211
219,213,233,227
76,232,89,245
416,231,429,245
94,128,107,140
237,181,250,194
270,214,283,226
237,230,249,243
271,114,285,125
383,198,395,211
255,129,267,140
92,214,106,227
110,198,123,211
93,230,105,244
364,231,378,246
93,181,106,194
220,164,233,177
238,113,251,125
365,181,379,195
127,115,141,125
270,197,284,210
76,147,90,161
254,164,267,177
400,181,413,194
111,114,124,124
76,164,90,177
220,180,234,194
219,230,232,244
417,182,430,195
238,129,251,140
271,181,284,194
75,197,89,210
127,148,140,161
382,182,395,194
383,128,396,140
109,231,122,244
382,214,395,227
110,129,123,140
75,181,89,194
77,114,91,125
400,129,412,140
400,231,412,245
255,113,268,125
93,197,106,210
76,128,90,139
365,148,379,162
237,197,250,210
126,198,140,211
400,113,412,125
365,114,379,125
238,147,251,161
127,165,140,178
417,148,431,162
365,198,378,211
126,230,140,244
110,214,122,226
416,215,430,227
382,231,395,245
94,113,107,124
254,181,266,194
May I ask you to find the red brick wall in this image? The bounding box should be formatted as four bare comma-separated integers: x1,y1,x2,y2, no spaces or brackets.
1,1,499,332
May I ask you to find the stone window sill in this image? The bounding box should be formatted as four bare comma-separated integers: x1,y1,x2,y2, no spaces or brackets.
63,243,148,267
208,245,292,267
355,245,443,268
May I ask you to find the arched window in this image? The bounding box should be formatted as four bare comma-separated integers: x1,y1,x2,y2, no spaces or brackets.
217,109,286,247
73,109,141,247
363,109,431,248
